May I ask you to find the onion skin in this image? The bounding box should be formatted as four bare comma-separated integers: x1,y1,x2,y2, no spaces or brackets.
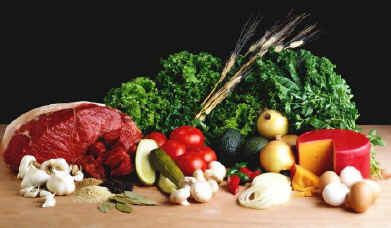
281,135,298,147
259,140,295,173
257,110,288,139
238,173,291,209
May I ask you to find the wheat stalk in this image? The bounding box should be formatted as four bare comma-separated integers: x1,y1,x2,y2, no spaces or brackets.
196,13,318,121
201,16,260,106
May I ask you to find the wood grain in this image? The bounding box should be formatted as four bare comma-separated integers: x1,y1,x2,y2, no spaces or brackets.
0,125,390,228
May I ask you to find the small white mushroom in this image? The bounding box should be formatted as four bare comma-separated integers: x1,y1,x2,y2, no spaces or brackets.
193,169,206,181
322,182,349,206
207,179,219,194
169,185,191,206
184,176,197,185
204,161,226,183
340,166,363,187
190,181,213,203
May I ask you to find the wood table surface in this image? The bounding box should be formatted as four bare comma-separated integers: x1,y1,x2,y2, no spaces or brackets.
0,124,390,228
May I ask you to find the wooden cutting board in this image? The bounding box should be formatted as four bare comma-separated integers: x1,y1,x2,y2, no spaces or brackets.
0,125,390,228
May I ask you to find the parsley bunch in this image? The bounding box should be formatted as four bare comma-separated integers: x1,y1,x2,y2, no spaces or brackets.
104,77,168,133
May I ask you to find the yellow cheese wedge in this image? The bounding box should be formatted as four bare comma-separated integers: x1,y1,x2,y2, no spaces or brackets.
297,139,333,176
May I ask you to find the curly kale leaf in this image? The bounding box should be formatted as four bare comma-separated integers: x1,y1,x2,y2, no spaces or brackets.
104,77,168,133
254,49,359,133
105,52,223,135
205,93,262,140
104,49,359,143
155,51,222,133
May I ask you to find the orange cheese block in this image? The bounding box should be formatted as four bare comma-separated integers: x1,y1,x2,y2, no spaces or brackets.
291,164,320,197
297,129,371,178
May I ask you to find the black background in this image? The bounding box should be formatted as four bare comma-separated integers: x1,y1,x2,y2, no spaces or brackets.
2,2,390,124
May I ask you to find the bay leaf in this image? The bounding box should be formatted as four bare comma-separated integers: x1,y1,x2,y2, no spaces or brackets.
115,202,133,213
97,201,115,213
123,191,158,206
110,195,135,205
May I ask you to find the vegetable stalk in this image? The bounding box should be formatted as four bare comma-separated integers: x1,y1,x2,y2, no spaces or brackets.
196,13,318,121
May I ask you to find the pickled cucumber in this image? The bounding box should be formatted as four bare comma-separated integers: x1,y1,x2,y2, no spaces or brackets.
149,149,184,188
157,175,177,194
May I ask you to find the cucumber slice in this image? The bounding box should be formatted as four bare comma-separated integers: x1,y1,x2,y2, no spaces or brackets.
157,175,177,194
135,139,159,185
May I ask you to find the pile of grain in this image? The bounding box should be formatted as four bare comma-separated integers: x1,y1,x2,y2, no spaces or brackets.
73,186,113,204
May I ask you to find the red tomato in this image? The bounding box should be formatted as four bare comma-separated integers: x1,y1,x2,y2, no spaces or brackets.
197,145,217,163
160,139,186,160
170,126,205,149
145,132,167,147
176,152,207,176
187,146,217,164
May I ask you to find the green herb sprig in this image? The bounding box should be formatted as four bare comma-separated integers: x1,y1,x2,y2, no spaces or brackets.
98,191,157,214
367,129,385,178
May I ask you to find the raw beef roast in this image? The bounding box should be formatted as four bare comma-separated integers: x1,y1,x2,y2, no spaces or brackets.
1,102,142,178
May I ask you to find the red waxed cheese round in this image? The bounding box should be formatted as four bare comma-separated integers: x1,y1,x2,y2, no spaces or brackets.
297,129,371,178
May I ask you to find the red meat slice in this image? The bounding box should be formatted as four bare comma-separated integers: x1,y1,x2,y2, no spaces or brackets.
1,102,142,178
88,141,107,158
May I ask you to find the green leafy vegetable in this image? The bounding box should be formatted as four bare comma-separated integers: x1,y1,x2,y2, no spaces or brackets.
104,49,381,176
368,129,385,146
104,51,221,135
104,49,359,139
367,129,385,177
104,77,168,133
155,51,222,133
253,49,359,133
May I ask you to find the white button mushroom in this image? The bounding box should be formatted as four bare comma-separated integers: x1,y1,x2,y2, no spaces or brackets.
207,179,219,194
193,169,206,181
184,176,197,185
169,185,191,206
204,161,226,183
190,180,213,203
190,169,215,203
